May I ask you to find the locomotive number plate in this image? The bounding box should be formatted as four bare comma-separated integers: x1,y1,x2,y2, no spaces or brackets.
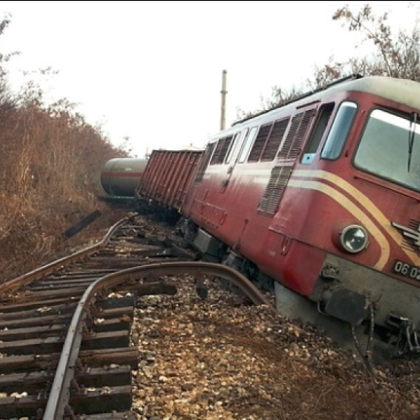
393,260,420,281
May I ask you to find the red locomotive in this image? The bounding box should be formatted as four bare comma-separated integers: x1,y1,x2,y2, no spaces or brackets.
135,75,420,355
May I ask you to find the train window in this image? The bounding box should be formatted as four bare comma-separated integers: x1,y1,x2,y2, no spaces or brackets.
354,109,420,192
248,124,272,162
210,135,233,165
225,132,243,164
238,127,258,163
321,102,357,160
195,142,216,183
261,118,289,161
302,103,334,164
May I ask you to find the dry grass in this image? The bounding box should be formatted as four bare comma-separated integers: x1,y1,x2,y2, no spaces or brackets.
0,17,130,282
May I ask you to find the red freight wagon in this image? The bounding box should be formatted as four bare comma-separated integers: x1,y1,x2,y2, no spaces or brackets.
135,148,203,211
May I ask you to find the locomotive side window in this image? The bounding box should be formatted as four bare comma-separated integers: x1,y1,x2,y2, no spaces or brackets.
238,126,258,163
354,109,420,192
248,124,273,162
225,131,243,164
226,129,248,164
210,135,233,165
302,103,334,164
195,142,216,183
321,102,357,160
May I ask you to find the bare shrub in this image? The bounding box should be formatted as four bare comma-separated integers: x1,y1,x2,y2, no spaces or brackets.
0,17,129,282
238,3,420,119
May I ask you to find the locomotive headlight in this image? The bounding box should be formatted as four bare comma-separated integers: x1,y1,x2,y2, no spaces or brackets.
339,225,369,253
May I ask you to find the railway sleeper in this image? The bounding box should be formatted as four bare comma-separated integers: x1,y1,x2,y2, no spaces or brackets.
70,385,132,415
0,298,79,315
78,413,137,420
0,296,134,321
75,259,173,271
0,330,130,355
0,286,88,303
93,247,166,257
0,305,134,330
0,317,131,341
0,385,132,418
0,347,139,374
49,270,118,279
29,280,99,291
0,365,131,394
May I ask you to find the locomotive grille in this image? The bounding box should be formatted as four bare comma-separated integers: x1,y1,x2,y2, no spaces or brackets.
278,109,315,160
261,118,290,161
248,124,272,162
258,166,293,214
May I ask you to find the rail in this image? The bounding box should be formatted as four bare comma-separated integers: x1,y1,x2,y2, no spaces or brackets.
43,261,275,419
0,217,129,295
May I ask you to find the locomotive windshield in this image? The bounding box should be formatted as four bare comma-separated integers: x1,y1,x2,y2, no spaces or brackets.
354,109,420,192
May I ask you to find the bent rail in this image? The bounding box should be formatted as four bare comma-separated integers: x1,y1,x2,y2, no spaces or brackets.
0,217,129,295
43,261,275,419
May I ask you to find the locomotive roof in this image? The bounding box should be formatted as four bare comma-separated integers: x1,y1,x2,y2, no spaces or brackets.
220,76,420,138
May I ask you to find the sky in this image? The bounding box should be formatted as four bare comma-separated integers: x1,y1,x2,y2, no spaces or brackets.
0,1,418,158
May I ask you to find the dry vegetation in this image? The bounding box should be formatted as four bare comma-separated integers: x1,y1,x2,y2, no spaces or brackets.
0,17,129,282
132,280,420,420
2,3,420,280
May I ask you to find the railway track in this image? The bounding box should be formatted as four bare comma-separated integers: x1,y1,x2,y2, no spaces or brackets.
0,214,272,420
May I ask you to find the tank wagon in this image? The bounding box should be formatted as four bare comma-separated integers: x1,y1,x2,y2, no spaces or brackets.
101,158,148,198
137,75,420,355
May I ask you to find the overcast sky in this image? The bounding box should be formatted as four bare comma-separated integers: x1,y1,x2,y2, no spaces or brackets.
0,1,417,158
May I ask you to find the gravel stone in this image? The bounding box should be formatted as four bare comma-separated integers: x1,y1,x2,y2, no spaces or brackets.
131,276,420,420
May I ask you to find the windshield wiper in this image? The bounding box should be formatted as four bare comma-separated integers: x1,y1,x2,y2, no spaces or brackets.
408,112,418,172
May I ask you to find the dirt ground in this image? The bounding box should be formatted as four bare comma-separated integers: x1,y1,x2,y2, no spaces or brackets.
130,279,420,420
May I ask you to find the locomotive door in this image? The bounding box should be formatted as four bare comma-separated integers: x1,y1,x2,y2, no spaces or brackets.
220,129,249,193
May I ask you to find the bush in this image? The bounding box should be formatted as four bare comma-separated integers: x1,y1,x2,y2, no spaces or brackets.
0,18,130,282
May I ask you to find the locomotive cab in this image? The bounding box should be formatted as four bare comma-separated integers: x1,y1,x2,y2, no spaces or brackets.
276,79,420,354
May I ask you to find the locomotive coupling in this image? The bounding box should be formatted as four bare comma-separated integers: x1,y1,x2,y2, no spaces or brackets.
321,288,369,326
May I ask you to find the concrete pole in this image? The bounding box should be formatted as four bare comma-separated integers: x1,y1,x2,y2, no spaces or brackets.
220,70,227,130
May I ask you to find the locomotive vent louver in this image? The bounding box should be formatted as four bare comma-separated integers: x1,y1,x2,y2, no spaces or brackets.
278,109,315,160
261,118,289,161
258,166,293,215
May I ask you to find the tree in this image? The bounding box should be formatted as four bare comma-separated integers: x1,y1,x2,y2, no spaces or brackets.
237,3,420,120
333,4,420,81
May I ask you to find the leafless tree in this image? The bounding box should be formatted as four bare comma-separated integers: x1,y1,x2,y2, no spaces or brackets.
237,3,420,120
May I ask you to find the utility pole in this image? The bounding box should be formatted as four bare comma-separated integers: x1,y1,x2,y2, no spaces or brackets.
220,70,227,130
